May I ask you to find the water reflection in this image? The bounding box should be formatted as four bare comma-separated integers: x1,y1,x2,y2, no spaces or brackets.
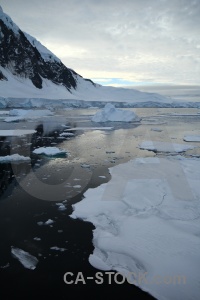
0,118,74,198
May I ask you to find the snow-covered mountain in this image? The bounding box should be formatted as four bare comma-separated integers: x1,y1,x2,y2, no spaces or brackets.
0,5,172,104
0,6,95,90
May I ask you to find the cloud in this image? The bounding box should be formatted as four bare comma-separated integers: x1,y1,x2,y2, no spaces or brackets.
1,0,200,85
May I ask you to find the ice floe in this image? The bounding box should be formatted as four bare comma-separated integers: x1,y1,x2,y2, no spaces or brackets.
0,263,10,269
44,219,54,225
183,135,200,142
71,156,200,300
33,237,41,241
33,147,67,156
56,203,67,211
139,140,195,153
11,247,38,270
81,163,90,168
4,109,53,122
150,128,163,132
37,219,55,226
50,246,66,252
0,129,36,136
59,132,75,137
0,154,30,163
73,185,81,188
64,127,113,131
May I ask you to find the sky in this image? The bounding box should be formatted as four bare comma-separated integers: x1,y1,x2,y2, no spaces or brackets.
0,0,200,86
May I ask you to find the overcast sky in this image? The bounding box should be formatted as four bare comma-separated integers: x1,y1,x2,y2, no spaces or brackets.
1,0,200,86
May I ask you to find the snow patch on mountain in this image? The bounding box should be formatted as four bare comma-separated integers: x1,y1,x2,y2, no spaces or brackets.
24,32,61,63
0,5,19,35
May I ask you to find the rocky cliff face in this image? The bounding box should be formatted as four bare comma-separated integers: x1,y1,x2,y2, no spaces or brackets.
0,5,93,91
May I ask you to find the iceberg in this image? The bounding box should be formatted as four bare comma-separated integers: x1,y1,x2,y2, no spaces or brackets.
91,103,141,122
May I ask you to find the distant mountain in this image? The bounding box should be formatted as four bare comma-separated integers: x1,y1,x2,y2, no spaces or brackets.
0,5,172,105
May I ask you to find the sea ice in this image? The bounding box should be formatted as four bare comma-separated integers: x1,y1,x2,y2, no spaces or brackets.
33,237,41,241
59,132,75,137
44,219,54,225
81,164,90,168
0,130,36,136
71,156,200,300
11,247,38,270
33,147,66,156
0,154,30,163
50,246,66,252
37,221,44,226
4,109,53,122
183,135,200,142
139,140,195,153
150,128,163,132
57,204,67,211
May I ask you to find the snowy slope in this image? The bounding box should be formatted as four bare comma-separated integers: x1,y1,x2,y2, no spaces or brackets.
0,5,20,34
0,66,75,99
0,64,173,104
0,5,79,91
23,32,61,63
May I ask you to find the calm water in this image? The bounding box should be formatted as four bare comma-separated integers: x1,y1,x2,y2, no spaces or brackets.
0,107,200,299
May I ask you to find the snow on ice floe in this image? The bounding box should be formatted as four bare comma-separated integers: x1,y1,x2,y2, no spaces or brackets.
92,103,141,122
55,203,67,211
11,247,38,270
0,111,9,115
33,147,67,156
183,135,200,142
150,127,163,132
139,140,195,153
0,263,10,269
64,127,113,131
44,219,54,225
59,132,75,137
33,237,41,241
0,129,36,136
0,154,30,163
50,246,67,252
81,163,91,168
71,156,200,300
4,109,53,122
37,219,54,226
